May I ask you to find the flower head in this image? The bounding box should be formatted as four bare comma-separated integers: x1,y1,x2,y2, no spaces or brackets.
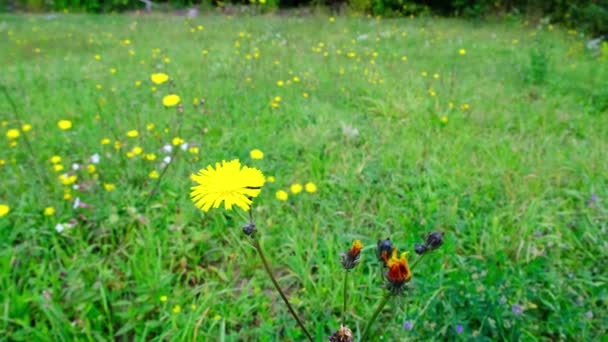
250,149,264,160
57,120,72,130
0,204,9,217
376,238,393,265
276,190,288,201
6,129,20,139
386,249,411,293
304,182,317,193
341,240,363,270
151,73,169,85
163,94,181,107
190,159,265,212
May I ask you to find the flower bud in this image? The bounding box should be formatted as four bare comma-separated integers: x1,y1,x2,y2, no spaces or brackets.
376,238,393,266
341,240,363,270
425,231,444,251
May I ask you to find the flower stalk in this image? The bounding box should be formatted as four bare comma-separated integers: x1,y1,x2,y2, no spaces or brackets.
251,236,314,342
360,292,391,341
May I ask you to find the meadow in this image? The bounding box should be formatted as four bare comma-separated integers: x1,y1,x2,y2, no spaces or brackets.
0,11,607,341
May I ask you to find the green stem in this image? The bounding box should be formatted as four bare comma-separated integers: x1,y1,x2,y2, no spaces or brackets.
342,270,348,326
252,237,314,342
360,292,391,341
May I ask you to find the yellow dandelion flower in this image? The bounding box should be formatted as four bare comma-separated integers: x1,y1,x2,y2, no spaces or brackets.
189,147,199,154
160,295,168,302
0,204,10,217
57,120,72,130
149,170,159,179
126,130,139,138
110,68,117,74
459,48,466,55
277,80,284,87
6,129,20,139
190,159,265,212
94,54,101,60
50,156,61,164
293,76,300,82
146,123,155,131
150,73,169,85
290,183,303,194
132,146,143,155
145,153,157,161
163,94,180,107
266,175,275,183
22,124,32,132
275,190,288,201
103,183,116,192
101,138,111,145
59,174,77,185
44,206,55,216
86,164,96,174
440,116,448,124
302,92,309,98
304,182,317,193
172,137,184,146
329,17,335,22
250,149,264,160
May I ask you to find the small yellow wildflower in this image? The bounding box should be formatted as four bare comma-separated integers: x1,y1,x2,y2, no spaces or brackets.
0,204,9,217
101,138,111,145
86,164,96,174
329,17,335,22
22,124,32,132
163,94,180,107
44,207,56,216
459,48,466,55
110,68,117,74
266,176,275,183
94,54,101,60
57,120,72,130
150,73,169,85
190,159,265,212
188,147,199,154
6,129,20,139
172,137,184,146
191,304,197,310
132,146,143,155
160,295,168,302
290,183,303,194
103,183,116,192
250,149,264,160
146,123,155,131
305,182,317,193
59,174,77,186
126,130,139,138
276,190,288,201
50,156,61,164
145,153,157,161
277,80,284,87
135,80,142,87
149,170,160,179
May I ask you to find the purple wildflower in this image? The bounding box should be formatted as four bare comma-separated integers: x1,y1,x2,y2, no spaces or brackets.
402,320,414,330
512,303,523,315
455,324,464,334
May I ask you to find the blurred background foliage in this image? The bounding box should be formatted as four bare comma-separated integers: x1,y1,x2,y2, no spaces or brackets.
2,0,607,35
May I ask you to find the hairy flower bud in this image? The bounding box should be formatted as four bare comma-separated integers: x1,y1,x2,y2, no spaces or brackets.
376,238,393,266
341,240,363,270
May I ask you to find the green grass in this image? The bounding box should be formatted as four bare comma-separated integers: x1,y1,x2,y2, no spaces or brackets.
1,12,607,341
